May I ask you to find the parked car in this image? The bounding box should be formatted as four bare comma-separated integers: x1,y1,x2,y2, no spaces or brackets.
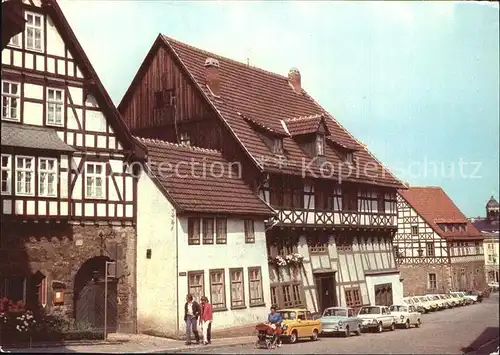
319,307,363,337
450,291,473,305
416,296,438,312
357,305,396,333
389,304,422,329
488,281,499,291
447,293,464,306
278,308,322,344
426,294,448,310
464,291,483,303
438,294,455,308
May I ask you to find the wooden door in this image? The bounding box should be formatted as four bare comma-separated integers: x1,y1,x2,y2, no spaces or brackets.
75,280,118,332
314,272,337,312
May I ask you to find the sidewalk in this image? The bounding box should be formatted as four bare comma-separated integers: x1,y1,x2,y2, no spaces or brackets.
3,332,256,353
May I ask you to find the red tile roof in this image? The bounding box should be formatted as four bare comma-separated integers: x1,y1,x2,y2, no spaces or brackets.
284,114,326,136
136,137,275,217
399,187,483,240
158,35,403,188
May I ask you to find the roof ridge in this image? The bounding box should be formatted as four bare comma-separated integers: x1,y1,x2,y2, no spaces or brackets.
161,34,290,81
134,136,221,155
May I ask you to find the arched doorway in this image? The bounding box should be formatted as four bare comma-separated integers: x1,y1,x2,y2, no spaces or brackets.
73,256,118,332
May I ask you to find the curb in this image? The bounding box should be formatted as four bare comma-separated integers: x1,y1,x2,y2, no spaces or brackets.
153,338,254,353
1,340,125,350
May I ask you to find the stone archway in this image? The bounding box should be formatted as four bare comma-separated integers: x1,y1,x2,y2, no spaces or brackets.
73,256,118,332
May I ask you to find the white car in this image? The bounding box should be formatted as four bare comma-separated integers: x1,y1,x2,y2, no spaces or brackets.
389,304,422,329
357,305,396,333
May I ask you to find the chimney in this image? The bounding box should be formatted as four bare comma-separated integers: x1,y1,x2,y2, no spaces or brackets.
288,67,301,93
204,57,220,96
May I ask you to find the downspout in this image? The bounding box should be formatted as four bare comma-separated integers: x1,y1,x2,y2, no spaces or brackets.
175,213,180,338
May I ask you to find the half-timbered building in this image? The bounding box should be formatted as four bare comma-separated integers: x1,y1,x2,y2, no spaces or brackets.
134,137,274,336
118,35,406,313
471,196,500,283
1,0,146,332
394,187,486,296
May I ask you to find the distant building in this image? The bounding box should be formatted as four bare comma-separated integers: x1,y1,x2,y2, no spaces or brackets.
394,187,486,295
471,196,500,283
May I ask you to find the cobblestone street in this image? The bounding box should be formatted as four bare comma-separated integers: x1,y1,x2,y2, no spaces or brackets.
5,294,498,354
176,294,500,355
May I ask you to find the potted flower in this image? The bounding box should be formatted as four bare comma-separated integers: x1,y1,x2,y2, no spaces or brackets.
286,253,304,280
16,310,37,347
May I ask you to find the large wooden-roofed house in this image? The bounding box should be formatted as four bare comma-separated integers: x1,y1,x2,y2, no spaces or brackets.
1,0,146,332
394,187,486,295
118,34,406,313
135,137,275,336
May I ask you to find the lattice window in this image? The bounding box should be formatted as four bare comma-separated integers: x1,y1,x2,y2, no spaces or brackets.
15,156,34,195
342,187,357,211
25,12,43,51
345,288,362,307
1,81,20,121
248,267,264,306
316,134,325,156
188,271,204,302
85,162,105,198
283,284,293,307
210,269,226,310
216,218,227,244
1,154,11,195
230,268,245,308
270,286,278,306
273,138,283,155
426,242,435,257
188,218,201,245
203,219,214,244
428,273,437,289
244,219,255,243
411,225,419,235
292,284,302,305
38,158,57,197
0,277,26,303
180,132,190,146
46,88,64,126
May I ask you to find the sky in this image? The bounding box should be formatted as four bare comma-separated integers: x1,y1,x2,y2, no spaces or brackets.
58,0,499,218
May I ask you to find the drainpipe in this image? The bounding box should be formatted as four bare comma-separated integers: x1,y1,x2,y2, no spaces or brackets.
175,213,180,338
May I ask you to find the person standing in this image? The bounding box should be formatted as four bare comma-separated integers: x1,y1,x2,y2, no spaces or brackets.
184,294,201,345
200,296,213,345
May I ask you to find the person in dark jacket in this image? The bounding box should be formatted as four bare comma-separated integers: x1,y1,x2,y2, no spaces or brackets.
184,294,201,345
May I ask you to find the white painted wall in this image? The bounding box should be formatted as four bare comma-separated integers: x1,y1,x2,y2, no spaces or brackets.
136,172,179,337
365,273,404,305
176,217,271,332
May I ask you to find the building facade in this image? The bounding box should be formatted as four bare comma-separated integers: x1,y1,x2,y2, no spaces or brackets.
394,187,487,296
134,138,274,337
117,35,406,313
1,0,145,332
471,196,500,283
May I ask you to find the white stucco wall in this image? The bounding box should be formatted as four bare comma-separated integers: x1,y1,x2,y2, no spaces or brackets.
136,172,178,337
365,273,404,306
176,217,271,332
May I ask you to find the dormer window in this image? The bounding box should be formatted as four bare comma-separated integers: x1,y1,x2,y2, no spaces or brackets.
180,132,190,146
345,152,353,164
273,138,283,155
316,134,325,156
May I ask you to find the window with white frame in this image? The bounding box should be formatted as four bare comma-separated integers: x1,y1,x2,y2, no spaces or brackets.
1,154,11,195
25,12,43,51
2,81,20,121
230,268,245,308
209,269,226,310
15,156,34,195
248,267,264,306
38,158,57,197
46,88,64,126
85,162,105,198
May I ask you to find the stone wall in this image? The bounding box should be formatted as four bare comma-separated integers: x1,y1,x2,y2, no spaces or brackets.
449,260,487,291
0,221,137,333
399,264,451,296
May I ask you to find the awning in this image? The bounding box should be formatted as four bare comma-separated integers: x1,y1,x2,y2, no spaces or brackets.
1,122,76,152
